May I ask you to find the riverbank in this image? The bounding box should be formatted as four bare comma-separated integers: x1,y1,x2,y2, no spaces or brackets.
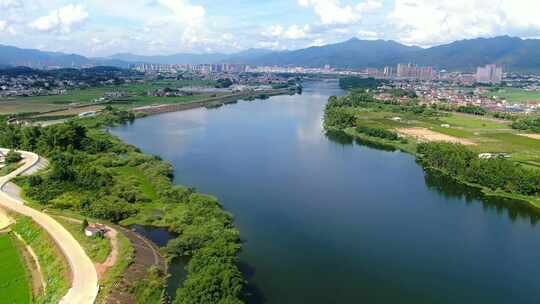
1,108,246,303
324,89,540,210
132,88,294,116
333,126,540,210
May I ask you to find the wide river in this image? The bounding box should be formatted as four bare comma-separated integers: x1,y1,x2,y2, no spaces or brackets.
112,81,540,304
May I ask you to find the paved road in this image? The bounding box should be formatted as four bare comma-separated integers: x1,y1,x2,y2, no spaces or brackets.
0,149,99,304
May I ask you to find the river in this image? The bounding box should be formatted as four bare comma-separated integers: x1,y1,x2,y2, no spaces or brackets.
112,80,540,304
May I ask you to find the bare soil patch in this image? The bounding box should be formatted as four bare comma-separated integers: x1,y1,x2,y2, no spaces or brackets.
35,105,105,117
519,133,540,140
95,227,119,279
397,128,476,145
105,225,167,304
0,208,13,230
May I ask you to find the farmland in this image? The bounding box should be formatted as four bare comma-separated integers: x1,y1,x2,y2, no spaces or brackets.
0,79,217,115
348,109,540,168
483,87,540,104
0,233,31,304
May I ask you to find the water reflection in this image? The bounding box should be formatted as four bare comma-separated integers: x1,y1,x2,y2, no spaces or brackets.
130,225,186,301
238,261,267,304
424,169,540,226
340,133,540,226
325,129,397,151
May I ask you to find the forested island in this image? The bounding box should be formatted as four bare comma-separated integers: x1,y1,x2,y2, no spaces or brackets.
0,108,246,303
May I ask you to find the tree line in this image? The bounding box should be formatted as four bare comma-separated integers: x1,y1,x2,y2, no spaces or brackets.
356,126,400,141
417,142,540,197
323,91,436,130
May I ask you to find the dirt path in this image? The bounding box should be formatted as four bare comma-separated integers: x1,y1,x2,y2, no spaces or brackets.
105,225,167,304
519,133,540,140
0,149,99,304
0,207,13,229
53,215,120,279
397,128,476,145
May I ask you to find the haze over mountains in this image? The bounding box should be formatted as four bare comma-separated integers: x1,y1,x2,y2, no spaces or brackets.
1,36,540,71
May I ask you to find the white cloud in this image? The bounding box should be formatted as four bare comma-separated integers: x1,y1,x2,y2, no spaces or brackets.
309,38,326,47
392,0,540,46
0,20,16,35
256,40,281,49
284,25,311,39
356,0,383,13
158,0,205,26
358,29,378,38
0,0,21,8
29,4,88,33
268,25,284,37
267,24,311,39
298,0,359,25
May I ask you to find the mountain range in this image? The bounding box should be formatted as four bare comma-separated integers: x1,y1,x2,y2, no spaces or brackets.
1,36,540,72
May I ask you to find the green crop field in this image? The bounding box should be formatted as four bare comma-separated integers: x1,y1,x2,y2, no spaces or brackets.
439,113,510,130
0,233,31,304
353,110,540,164
484,88,540,104
0,79,218,115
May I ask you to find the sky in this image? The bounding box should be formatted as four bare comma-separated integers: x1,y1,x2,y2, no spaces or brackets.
1,0,540,57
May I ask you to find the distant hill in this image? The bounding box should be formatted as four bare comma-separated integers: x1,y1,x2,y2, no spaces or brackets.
108,52,230,65
108,48,276,65
240,38,421,69
406,36,540,71
241,36,540,72
0,45,132,69
3,36,540,71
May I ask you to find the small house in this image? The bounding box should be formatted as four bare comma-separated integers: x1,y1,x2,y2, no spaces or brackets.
85,224,107,238
479,153,493,159
79,111,97,118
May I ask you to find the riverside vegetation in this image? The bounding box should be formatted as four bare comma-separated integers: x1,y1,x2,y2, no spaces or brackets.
324,83,540,207
0,107,245,303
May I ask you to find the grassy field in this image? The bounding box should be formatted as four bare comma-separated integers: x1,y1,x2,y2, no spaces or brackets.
0,79,218,115
54,216,111,263
0,233,32,304
115,167,159,202
483,87,540,104
353,110,540,165
12,216,70,304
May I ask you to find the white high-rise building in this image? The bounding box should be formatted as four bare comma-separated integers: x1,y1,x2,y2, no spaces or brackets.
475,64,503,84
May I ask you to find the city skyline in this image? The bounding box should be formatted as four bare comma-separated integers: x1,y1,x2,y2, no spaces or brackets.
1,0,540,57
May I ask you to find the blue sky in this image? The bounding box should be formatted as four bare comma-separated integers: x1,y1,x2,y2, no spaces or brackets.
1,0,540,56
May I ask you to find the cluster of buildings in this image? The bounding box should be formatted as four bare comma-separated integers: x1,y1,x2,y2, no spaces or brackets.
475,64,503,84
0,75,68,97
134,63,248,74
379,79,540,113
362,63,504,84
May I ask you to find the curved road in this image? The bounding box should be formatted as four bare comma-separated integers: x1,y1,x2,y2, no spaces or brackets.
0,149,99,304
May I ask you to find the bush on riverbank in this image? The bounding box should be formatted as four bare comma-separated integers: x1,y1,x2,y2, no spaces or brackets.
356,126,399,141
417,142,540,197
1,108,247,303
